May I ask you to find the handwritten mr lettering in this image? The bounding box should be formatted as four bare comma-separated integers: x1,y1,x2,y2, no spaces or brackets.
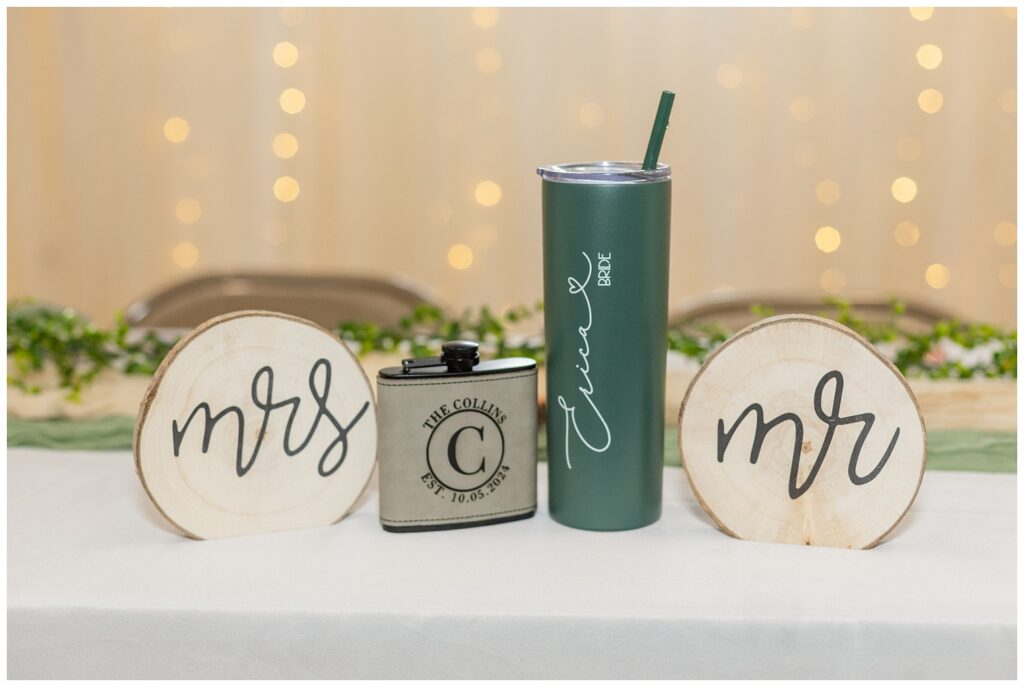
556,250,611,469
717,370,899,499
172,358,370,478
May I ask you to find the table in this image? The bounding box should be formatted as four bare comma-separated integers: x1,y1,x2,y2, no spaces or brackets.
8,448,1016,679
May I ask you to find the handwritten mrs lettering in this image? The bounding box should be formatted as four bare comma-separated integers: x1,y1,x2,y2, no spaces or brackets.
171,358,370,478
717,370,899,499
556,251,612,469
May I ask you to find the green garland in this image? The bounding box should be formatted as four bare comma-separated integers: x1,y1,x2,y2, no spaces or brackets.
335,301,548,363
6,297,1016,401
7,302,175,400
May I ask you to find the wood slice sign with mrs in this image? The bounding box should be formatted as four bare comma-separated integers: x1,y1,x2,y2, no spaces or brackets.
134,311,378,539
678,314,926,549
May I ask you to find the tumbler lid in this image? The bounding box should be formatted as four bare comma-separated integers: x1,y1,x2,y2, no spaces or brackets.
536,160,670,184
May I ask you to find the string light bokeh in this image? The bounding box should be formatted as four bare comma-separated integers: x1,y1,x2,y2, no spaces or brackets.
6,7,1017,325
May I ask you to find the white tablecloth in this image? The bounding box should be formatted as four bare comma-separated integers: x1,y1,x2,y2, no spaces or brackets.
8,448,1016,679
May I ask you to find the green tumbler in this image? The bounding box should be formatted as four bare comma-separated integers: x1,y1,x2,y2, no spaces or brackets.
538,161,671,531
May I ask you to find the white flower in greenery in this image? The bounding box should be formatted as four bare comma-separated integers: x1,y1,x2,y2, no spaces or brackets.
927,337,1004,369
959,340,1005,368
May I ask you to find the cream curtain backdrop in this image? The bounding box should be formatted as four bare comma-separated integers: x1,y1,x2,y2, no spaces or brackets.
7,7,1017,325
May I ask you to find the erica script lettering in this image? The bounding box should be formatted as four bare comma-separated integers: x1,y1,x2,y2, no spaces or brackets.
171,358,370,478
556,251,611,469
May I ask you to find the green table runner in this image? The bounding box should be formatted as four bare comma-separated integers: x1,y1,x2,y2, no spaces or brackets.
9,416,138,451
540,427,1016,473
8,416,1017,473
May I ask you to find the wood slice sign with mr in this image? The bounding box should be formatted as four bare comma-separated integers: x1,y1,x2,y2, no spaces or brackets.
678,314,926,549
134,311,377,539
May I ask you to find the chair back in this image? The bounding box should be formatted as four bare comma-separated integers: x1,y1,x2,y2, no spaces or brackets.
670,291,955,334
124,272,441,329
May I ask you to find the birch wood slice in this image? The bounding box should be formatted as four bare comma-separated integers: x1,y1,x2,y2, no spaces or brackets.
134,311,377,540
678,315,926,549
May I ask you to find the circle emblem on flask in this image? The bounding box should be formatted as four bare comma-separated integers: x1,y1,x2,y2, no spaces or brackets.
426,408,505,492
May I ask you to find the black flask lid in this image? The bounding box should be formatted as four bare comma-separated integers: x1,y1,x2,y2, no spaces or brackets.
378,340,536,379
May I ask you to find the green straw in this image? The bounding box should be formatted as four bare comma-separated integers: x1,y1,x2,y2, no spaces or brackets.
642,90,676,171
